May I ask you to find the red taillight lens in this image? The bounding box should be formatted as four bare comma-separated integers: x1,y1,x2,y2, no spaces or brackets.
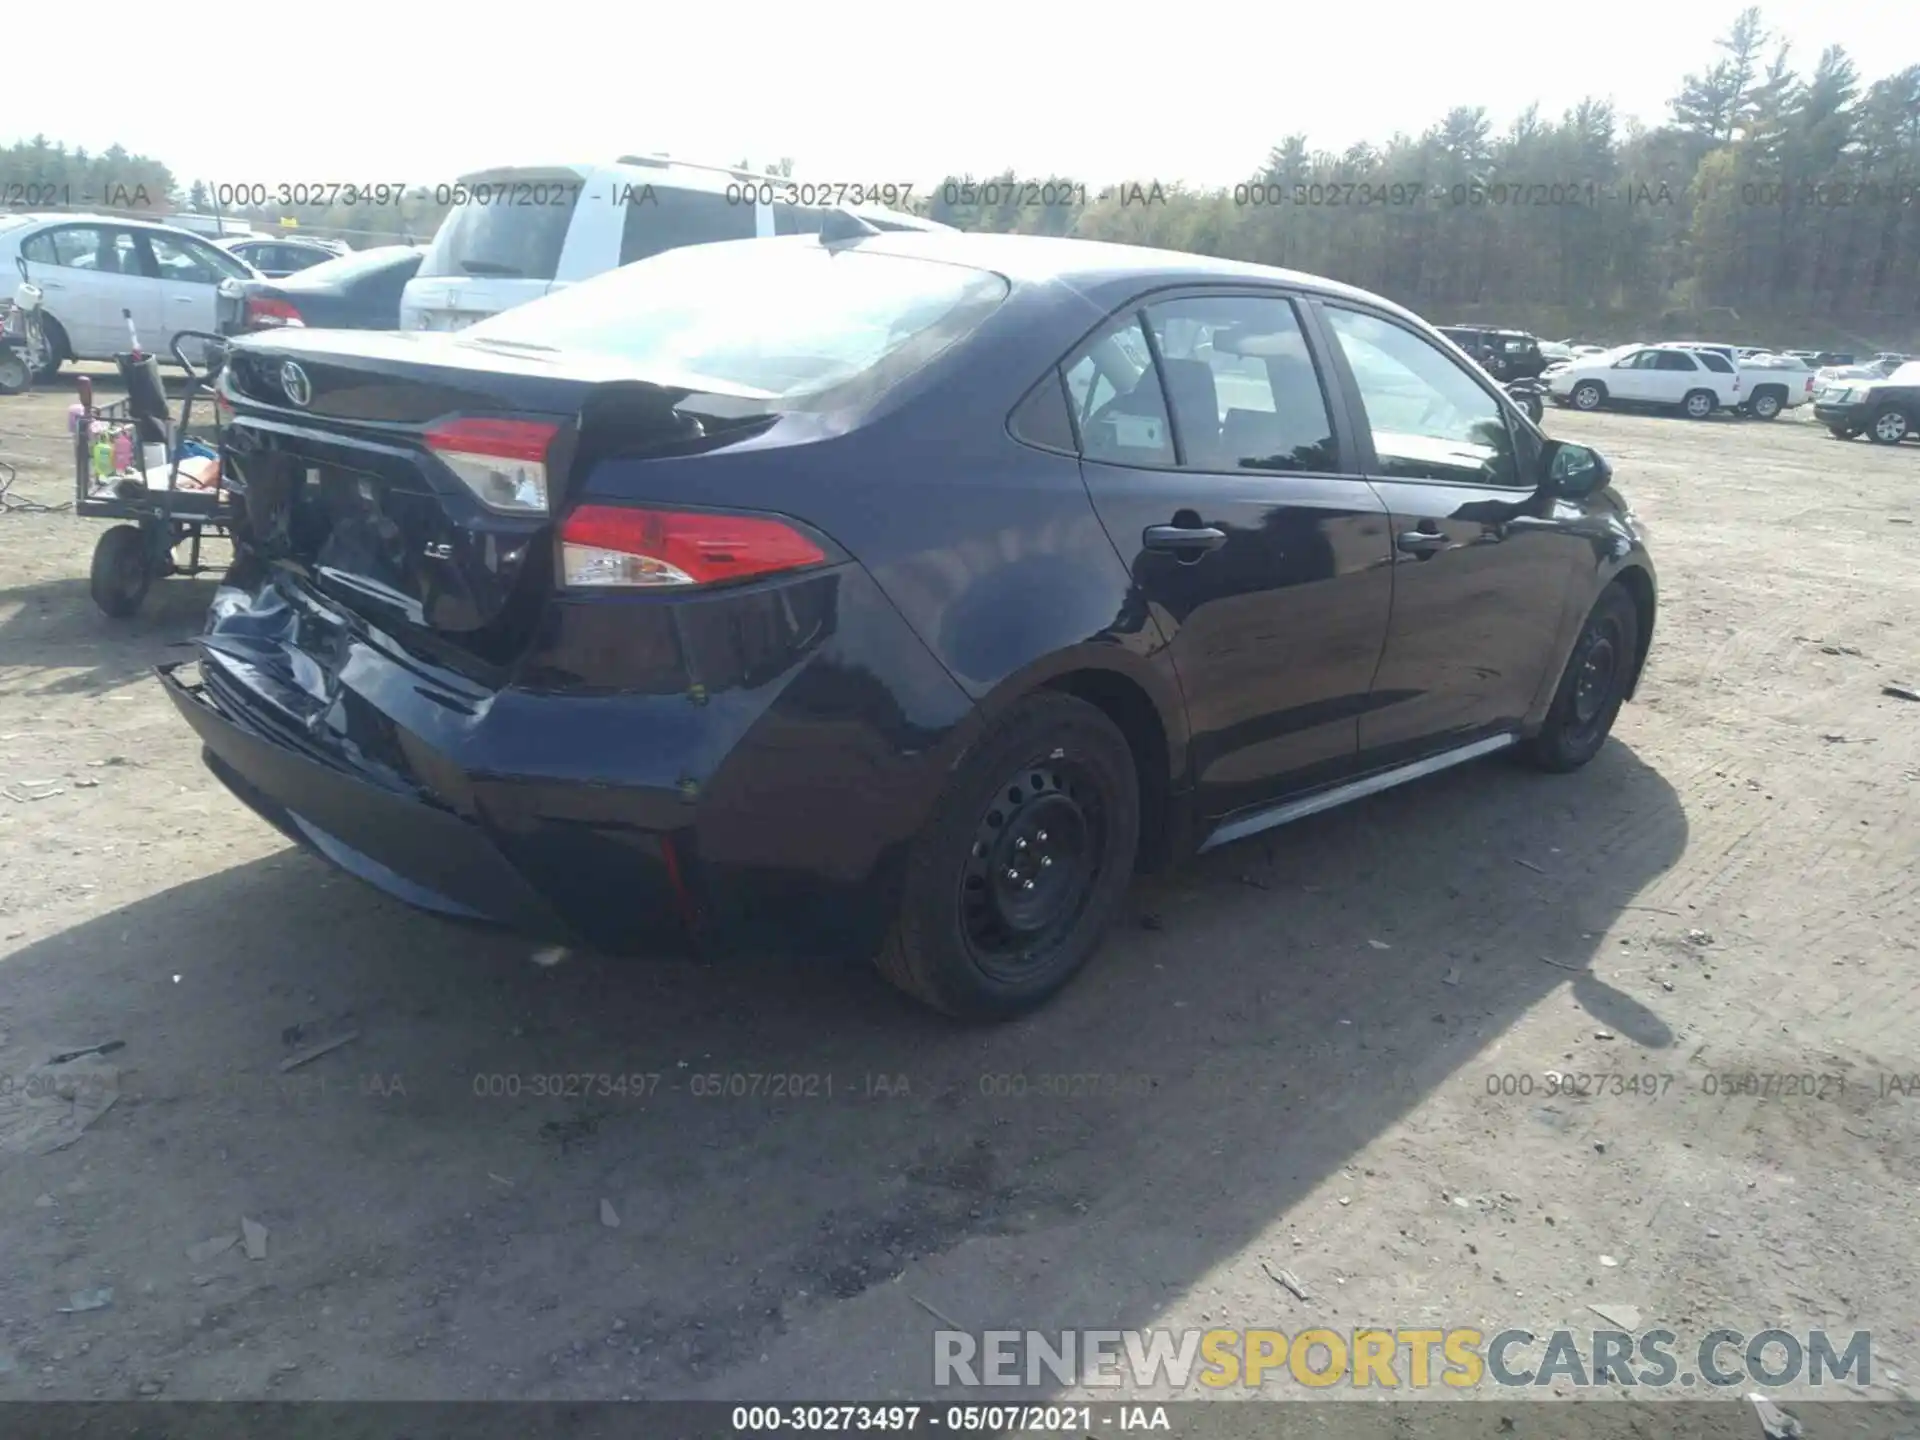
558,504,827,589
425,417,560,515
244,295,303,329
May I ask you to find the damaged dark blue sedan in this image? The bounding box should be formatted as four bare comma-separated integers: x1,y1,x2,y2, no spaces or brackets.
164,223,1656,1018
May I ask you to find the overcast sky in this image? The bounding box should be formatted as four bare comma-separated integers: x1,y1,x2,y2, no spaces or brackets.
8,0,1909,192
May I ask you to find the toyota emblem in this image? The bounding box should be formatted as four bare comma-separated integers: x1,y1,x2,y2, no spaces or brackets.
280,360,311,408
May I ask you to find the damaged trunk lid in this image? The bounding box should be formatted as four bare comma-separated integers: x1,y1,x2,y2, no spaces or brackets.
217,328,767,678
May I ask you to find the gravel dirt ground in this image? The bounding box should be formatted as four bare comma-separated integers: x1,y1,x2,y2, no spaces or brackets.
0,373,1916,1408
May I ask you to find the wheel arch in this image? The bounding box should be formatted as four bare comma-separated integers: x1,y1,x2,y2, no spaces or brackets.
965,648,1189,872
1609,562,1657,699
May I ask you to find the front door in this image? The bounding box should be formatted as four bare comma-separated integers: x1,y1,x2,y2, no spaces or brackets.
139,230,249,364
1067,292,1394,821
1314,302,1581,765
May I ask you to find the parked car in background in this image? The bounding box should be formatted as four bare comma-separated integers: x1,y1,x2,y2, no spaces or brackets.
1538,340,1574,363
217,245,423,335
174,230,1653,1019
1867,353,1910,375
0,212,258,378
215,235,350,278
1549,342,1741,417
1814,360,1920,444
399,156,951,333
1812,351,1858,367
1815,361,1883,390
1730,352,1815,418
1434,325,1547,380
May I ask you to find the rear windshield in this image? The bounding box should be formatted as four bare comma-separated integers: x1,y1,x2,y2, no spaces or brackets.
418,176,580,281
462,239,1010,405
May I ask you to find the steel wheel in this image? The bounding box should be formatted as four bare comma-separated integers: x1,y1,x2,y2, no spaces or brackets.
958,760,1108,983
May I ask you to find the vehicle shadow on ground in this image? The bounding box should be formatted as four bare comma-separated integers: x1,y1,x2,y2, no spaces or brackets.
0,738,1686,1400
0,574,219,697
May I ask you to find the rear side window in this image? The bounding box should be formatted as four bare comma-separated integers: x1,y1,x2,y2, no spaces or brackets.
1654,351,1698,371
1062,315,1173,467
1009,373,1076,454
418,179,581,281
1694,351,1734,373
773,204,825,236
620,187,756,265
1142,294,1335,473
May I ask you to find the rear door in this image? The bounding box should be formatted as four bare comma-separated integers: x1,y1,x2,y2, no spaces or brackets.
1067,291,1394,819
1648,348,1706,404
20,224,156,357
1314,301,1579,762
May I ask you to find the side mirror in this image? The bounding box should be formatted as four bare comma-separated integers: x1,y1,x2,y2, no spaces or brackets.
1547,441,1611,498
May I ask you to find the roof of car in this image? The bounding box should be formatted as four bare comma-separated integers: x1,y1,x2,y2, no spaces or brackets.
832,229,1419,319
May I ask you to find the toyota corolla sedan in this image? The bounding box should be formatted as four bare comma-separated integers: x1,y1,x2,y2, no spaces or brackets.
164,225,1657,1019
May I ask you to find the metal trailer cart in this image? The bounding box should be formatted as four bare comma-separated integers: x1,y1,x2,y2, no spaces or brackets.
72,323,232,617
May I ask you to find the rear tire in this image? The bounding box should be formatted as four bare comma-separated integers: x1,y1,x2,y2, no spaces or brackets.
31,315,67,384
89,525,151,618
1520,583,1639,773
1681,389,1716,419
1749,389,1783,420
874,691,1140,1020
0,348,28,396
1868,406,1912,445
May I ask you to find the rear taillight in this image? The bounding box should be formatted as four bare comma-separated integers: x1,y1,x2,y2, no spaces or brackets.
425,417,559,515
244,295,303,330
559,504,827,589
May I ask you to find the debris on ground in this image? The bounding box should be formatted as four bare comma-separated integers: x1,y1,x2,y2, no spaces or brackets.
57,1288,113,1314
1686,929,1715,947
1514,857,1547,874
1589,1303,1640,1329
1884,683,1920,703
186,1233,238,1265
47,1041,124,1066
1749,1393,1804,1438
1367,939,1391,951
242,1216,268,1260
2,782,64,803
1261,1260,1312,1301
1538,955,1583,972
1236,874,1272,890
1443,966,1461,986
599,1198,620,1228
0,1053,122,1156
278,1029,361,1073
1599,1254,1620,1267
531,946,570,968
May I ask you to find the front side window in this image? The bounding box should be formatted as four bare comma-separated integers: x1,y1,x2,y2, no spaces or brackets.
147,232,247,284
1143,293,1335,472
1322,305,1518,488
1061,314,1172,466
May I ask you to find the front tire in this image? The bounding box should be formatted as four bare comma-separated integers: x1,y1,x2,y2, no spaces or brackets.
1868,406,1912,445
1520,584,1639,773
875,691,1140,1020
1570,381,1605,411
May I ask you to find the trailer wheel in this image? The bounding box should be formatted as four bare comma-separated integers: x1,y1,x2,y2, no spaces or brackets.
90,525,152,618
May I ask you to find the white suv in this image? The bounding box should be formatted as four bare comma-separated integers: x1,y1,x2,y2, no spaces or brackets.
0,212,259,379
399,157,950,333
1548,342,1741,419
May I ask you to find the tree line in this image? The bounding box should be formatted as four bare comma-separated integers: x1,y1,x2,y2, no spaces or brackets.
4,10,1914,345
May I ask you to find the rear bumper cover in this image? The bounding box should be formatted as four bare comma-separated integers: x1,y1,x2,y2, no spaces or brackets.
164,660,585,940
163,565,976,959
